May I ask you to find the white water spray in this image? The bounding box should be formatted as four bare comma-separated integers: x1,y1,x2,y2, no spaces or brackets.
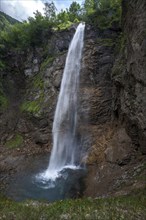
38,23,85,182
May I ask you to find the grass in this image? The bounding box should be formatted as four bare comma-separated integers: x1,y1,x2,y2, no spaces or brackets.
21,100,41,114
21,77,44,115
5,134,23,149
0,191,145,220
33,75,44,90
21,68,45,116
40,56,55,71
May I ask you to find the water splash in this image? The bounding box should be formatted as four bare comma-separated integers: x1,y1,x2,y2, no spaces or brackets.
37,23,85,183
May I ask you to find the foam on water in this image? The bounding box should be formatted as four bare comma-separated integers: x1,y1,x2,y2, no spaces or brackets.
35,165,80,188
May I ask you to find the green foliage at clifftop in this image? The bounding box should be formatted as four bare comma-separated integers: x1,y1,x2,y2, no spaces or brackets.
83,0,122,28
0,12,53,51
0,0,122,55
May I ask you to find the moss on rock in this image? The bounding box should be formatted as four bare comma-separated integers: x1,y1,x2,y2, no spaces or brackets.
5,134,23,149
40,56,55,71
33,75,44,90
0,82,8,110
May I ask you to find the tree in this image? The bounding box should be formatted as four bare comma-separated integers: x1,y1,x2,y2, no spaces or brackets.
83,0,122,28
68,1,81,22
84,0,96,15
27,10,53,48
57,10,69,24
44,1,57,22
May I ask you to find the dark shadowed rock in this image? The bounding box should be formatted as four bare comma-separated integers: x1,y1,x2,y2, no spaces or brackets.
34,132,49,145
112,0,146,154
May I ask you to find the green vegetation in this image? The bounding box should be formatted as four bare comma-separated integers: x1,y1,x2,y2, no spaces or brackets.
0,191,145,220
0,1,122,73
33,74,44,90
0,82,8,110
5,134,23,149
0,11,19,25
40,56,55,71
0,13,53,51
57,21,73,31
0,14,10,31
0,94,8,110
114,32,127,55
21,72,45,115
0,0,122,51
21,100,41,114
83,0,122,28
0,60,5,70
21,71,45,115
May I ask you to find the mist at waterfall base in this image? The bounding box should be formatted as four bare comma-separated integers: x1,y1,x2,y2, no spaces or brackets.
6,23,86,202
6,154,86,202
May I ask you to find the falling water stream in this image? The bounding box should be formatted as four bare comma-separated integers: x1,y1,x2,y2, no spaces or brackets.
5,23,86,202
38,22,85,182
51,22,85,170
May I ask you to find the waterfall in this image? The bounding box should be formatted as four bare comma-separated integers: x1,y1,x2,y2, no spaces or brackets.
38,23,85,182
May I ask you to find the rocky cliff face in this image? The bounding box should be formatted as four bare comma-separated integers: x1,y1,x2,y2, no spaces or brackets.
0,0,146,197
112,0,146,154
85,0,146,197
0,28,75,154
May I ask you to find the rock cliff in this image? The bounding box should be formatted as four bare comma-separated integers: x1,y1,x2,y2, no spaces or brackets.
113,0,146,154
85,0,146,197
